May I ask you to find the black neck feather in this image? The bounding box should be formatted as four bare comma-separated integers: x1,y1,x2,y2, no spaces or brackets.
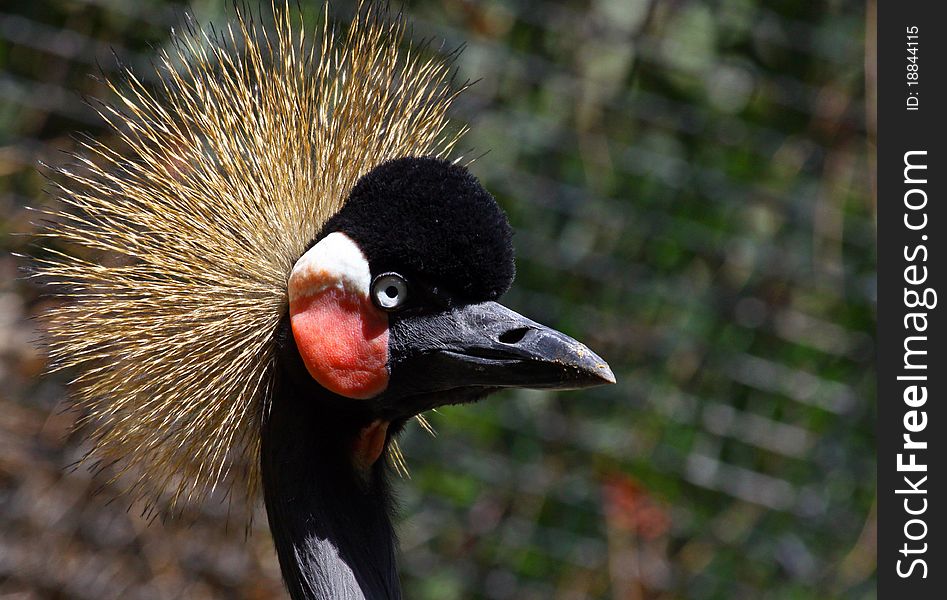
262,319,401,600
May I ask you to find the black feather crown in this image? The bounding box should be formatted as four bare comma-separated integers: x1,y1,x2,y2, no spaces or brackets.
320,157,515,303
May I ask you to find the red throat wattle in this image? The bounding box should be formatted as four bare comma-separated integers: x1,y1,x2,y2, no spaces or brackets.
290,285,390,399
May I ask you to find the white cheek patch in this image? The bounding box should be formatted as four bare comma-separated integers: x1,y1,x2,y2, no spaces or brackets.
288,232,371,301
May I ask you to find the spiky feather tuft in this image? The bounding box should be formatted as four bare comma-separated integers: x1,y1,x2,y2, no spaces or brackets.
31,1,465,514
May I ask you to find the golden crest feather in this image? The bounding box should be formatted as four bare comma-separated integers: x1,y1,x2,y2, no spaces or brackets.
32,1,463,513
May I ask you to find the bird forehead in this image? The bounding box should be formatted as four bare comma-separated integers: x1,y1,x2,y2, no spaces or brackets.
288,232,371,301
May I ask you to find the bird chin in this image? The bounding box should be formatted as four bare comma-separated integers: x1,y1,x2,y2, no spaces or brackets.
381,386,502,421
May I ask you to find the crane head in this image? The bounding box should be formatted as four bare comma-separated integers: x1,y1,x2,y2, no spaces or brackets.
285,157,615,434
37,2,615,512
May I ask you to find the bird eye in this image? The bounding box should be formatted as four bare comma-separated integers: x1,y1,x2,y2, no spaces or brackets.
371,273,408,311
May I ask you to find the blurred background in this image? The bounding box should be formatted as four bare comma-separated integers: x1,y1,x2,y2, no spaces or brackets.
0,0,875,598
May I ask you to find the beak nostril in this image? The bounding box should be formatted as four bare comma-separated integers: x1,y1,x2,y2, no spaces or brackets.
498,326,530,345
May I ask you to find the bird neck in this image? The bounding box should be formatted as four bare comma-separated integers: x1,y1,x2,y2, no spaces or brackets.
263,327,401,600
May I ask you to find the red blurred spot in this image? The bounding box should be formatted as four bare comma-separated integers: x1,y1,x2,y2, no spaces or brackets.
602,474,671,541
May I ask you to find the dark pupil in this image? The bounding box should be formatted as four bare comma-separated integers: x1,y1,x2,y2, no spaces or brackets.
384,285,399,299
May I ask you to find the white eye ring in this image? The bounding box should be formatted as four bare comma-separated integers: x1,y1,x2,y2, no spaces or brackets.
371,273,408,311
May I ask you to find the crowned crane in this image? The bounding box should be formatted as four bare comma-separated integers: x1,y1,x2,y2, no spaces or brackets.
33,3,614,599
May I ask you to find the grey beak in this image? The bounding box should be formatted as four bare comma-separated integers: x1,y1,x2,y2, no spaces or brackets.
387,301,615,398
